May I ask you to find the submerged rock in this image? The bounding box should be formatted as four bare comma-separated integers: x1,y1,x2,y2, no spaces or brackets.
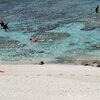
10,49,45,58
96,65,100,67
81,26,95,31
0,39,25,48
34,23,59,33
39,61,44,65
89,44,100,49
31,32,70,41
22,26,34,33
0,36,10,40
80,18,100,31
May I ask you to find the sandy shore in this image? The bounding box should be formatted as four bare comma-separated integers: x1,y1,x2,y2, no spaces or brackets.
0,64,100,100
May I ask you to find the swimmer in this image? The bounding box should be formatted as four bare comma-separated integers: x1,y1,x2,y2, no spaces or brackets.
30,38,45,42
0,21,9,31
95,5,99,14
30,38,37,42
30,38,54,43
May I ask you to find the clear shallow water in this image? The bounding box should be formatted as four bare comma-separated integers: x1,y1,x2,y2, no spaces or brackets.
0,0,100,62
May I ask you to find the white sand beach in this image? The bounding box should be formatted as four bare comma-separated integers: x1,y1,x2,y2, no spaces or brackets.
0,64,100,100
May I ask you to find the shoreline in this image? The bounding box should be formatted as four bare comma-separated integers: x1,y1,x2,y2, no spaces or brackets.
0,54,100,66
0,59,100,67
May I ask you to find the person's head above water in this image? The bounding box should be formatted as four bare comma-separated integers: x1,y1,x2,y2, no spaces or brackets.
0,21,9,31
0,21,4,27
30,38,32,40
95,5,99,13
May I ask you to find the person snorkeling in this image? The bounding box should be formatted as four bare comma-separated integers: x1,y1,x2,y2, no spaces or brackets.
30,38,37,42
30,38,45,43
30,37,53,43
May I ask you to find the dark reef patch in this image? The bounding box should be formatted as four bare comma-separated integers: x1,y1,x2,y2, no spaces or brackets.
88,44,100,50
80,18,100,31
34,23,60,33
0,39,25,48
31,32,70,41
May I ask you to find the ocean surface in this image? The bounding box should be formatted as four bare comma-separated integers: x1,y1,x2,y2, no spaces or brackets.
0,0,100,62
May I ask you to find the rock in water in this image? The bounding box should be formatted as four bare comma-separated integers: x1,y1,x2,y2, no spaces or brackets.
39,61,44,65
0,39,25,48
80,18,100,31
96,65,100,67
34,23,59,33
31,32,70,41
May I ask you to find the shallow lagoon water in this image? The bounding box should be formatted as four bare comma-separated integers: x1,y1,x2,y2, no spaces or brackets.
0,0,100,62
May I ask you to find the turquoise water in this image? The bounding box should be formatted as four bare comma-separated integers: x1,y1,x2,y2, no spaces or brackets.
0,0,100,62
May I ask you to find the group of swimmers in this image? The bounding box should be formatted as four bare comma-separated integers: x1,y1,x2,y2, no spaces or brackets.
0,20,44,43
0,5,99,43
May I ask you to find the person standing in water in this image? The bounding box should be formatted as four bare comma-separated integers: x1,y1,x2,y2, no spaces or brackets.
95,5,99,14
